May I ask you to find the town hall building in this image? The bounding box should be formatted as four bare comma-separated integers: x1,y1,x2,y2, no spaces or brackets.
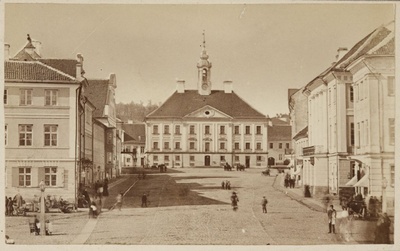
144,38,268,168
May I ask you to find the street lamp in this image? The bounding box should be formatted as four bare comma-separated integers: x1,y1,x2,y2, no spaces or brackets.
39,180,46,236
382,177,388,213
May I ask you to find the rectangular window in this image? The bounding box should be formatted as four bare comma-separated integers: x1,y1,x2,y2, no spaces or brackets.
18,167,31,187
350,86,354,102
257,156,262,161
164,125,170,134
153,125,159,134
164,155,169,161
220,125,225,135
245,126,251,135
205,125,210,135
234,142,240,150
286,143,290,149
220,142,225,150
107,152,112,163
189,142,195,150
153,155,158,161
256,126,262,135
279,143,282,149
357,123,360,147
175,125,180,135
175,142,180,150
245,142,251,150
5,125,7,146
256,142,262,150
390,164,395,186
190,155,195,162
189,125,195,135
234,126,240,135
205,142,210,152
127,158,131,163
19,124,33,146
279,154,282,160
235,156,239,161
269,143,273,149
140,146,144,153
4,89,7,105
45,90,58,106
164,142,170,150
175,155,180,161
153,141,159,150
44,125,58,146
350,123,355,146
20,89,32,105
389,118,395,145
220,156,225,161
45,167,57,186
388,76,395,96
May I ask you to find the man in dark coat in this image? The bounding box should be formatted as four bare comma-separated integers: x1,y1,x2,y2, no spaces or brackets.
141,193,148,207
262,196,268,213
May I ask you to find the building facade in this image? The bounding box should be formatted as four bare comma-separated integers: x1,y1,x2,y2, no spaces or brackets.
145,41,268,168
267,116,292,166
122,122,146,169
4,39,84,201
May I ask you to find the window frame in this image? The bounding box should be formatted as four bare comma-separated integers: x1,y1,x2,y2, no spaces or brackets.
18,167,31,187
4,89,7,105
164,141,170,150
256,126,262,135
220,142,226,150
220,125,225,135
19,124,33,146
45,89,59,106
44,167,57,187
175,141,181,150
205,125,210,135
153,141,159,150
189,125,195,135
164,125,170,135
44,124,58,147
245,126,251,135
245,142,251,150
389,118,395,145
20,89,32,106
175,125,181,135
234,125,240,135
387,76,395,96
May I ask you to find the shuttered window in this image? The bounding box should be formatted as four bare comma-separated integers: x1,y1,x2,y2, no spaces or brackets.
18,167,31,187
45,167,57,186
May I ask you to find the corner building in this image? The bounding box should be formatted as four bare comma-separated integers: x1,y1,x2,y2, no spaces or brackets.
145,42,268,168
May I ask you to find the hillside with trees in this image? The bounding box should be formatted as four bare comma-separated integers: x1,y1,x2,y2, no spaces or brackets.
116,101,159,122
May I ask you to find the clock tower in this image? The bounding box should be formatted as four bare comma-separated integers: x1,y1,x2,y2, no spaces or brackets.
197,31,212,95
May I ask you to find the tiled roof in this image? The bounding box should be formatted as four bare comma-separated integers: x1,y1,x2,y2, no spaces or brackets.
268,125,292,141
123,123,146,144
38,59,77,77
85,79,109,118
147,90,266,119
270,116,290,126
12,49,41,61
293,126,308,141
5,61,76,82
372,37,394,55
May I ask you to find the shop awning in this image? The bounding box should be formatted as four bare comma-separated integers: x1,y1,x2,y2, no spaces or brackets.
354,173,369,187
345,175,358,186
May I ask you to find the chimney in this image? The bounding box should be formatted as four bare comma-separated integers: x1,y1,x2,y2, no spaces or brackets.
4,43,10,61
223,80,233,93
176,79,185,93
31,40,42,57
76,53,84,81
335,47,348,62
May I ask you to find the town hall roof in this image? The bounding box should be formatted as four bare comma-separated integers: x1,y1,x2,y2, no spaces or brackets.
146,90,266,119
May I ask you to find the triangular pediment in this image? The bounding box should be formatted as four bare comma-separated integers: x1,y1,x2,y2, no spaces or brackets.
184,105,232,119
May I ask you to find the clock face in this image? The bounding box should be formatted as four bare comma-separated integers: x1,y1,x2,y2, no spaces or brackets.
202,83,208,90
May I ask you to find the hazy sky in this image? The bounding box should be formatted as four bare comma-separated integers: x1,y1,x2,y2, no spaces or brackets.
4,3,394,116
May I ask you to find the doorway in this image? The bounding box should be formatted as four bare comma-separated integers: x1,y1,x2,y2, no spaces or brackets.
205,155,210,166
245,156,250,168
268,157,275,166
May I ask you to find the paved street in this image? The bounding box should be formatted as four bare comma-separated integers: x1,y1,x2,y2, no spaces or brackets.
5,167,379,245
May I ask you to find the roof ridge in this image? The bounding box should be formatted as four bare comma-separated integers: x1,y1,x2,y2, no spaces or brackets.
36,61,76,81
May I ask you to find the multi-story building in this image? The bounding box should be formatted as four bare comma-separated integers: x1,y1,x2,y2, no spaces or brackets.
267,115,292,166
86,75,118,180
145,41,268,168
4,39,84,201
122,122,146,168
296,21,395,214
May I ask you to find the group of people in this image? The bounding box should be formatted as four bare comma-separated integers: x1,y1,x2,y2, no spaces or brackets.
284,173,296,188
5,193,24,216
94,178,109,198
221,180,231,190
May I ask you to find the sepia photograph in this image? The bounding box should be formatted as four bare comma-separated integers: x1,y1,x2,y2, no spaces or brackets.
1,1,398,250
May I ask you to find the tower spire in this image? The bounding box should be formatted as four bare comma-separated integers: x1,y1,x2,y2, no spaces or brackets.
202,30,206,49
197,30,212,95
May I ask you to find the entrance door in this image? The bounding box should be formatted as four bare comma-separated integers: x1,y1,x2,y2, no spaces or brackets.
205,155,211,166
268,157,275,166
141,157,144,167
245,156,250,168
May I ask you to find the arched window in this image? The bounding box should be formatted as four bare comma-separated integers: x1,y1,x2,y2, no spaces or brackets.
202,69,207,82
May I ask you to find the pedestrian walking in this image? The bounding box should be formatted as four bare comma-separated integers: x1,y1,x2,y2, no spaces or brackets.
327,204,337,233
13,191,23,208
103,178,109,197
231,192,239,211
261,196,268,213
7,197,14,216
221,181,225,189
226,181,231,190
141,193,148,207
115,192,123,211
